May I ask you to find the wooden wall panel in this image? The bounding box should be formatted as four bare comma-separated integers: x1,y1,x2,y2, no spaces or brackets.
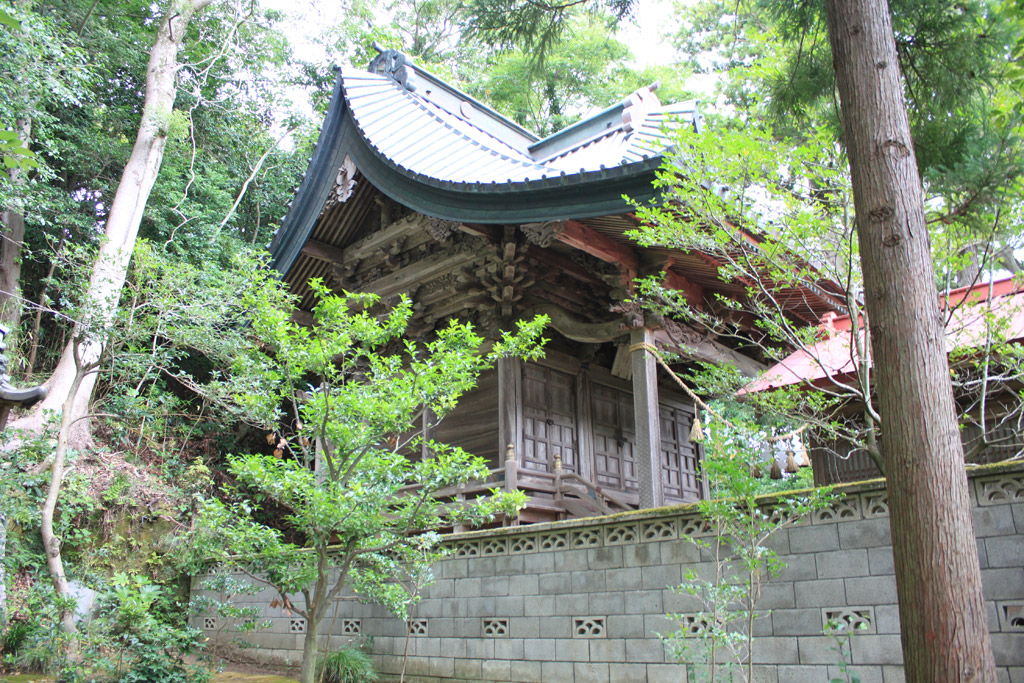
433,369,500,467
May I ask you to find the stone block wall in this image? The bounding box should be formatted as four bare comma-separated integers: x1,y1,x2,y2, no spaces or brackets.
192,463,1024,682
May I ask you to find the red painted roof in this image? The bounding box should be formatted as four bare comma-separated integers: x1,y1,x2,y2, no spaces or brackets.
742,276,1024,394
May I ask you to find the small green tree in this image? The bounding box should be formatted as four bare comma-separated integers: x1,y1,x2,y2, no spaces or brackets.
664,419,833,683
191,281,545,683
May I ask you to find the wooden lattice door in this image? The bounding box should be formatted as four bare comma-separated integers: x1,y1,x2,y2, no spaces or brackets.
590,382,637,492
659,401,701,502
521,364,577,473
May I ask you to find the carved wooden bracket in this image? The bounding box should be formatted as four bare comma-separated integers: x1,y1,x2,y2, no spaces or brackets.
427,218,459,242
521,220,567,248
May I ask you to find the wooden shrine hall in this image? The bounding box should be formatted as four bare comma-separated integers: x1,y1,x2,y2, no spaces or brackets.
269,49,842,521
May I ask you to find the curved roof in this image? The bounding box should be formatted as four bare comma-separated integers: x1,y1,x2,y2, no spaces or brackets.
270,54,700,274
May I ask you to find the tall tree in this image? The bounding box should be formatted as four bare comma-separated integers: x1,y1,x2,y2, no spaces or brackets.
15,0,216,444
0,5,90,336
672,0,1023,287
824,0,995,678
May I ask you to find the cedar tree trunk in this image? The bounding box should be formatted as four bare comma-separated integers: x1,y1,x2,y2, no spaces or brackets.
14,0,215,444
824,1,996,680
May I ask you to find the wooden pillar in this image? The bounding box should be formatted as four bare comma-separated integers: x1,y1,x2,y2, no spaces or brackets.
314,438,327,485
575,370,594,482
498,356,522,463
630,327,664,509
421,407,436,461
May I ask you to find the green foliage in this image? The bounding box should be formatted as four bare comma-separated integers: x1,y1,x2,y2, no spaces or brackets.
316,647,378,683
182,281,545,679
671,0,1024,284
463,14,654,136
462,0,634,66
1,579,76,674
826,617,868,683
65,573,209,683
663,422,834,682
629,119,878,467
8,0,311,378
188,574,269,658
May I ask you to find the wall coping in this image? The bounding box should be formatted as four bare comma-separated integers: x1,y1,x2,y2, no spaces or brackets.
438,458,1024,545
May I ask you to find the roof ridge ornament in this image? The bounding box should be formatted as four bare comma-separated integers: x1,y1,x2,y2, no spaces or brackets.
621,83,661,133
368,43,416,92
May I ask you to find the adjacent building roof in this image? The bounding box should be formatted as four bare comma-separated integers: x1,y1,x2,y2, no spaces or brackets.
270,49,700,275
743,276,1024,393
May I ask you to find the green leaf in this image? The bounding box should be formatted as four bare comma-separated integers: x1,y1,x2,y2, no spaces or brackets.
0,9,20,31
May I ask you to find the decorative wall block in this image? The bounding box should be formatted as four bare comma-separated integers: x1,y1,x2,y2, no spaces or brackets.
572,528,603,548
408,618,428,636
289,618,307,634
341,619,361,635
813,498,862,523
538,531,569,551
977,474,1024,506
203,617,217,630
454,541,480,558
998,601,1024,632
822,607,875,634
481,538,508,556
763,505,808,527
642,518,679,541
861,492,889,518
604,523,638,545
482,618,509,637
674,614,716,636
678,517,712,538
509,535,537,554
572,617,606,638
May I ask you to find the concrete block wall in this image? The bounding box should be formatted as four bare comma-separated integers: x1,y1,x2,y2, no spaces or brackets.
192,463,1024,682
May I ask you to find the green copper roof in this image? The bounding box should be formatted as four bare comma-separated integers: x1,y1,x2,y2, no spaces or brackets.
270,52,700,275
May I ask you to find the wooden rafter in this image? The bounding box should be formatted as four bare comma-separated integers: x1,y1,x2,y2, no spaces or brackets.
559,220,639,276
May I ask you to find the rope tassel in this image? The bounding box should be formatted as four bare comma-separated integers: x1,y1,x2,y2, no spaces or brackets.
690,410,704,443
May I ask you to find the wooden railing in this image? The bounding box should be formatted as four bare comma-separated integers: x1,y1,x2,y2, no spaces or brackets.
398,445,637,528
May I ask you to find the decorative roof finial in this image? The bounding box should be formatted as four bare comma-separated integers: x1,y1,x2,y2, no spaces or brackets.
368,43,416,92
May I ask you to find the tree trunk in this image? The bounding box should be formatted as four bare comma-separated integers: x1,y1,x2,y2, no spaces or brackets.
823,1,996,680
40,350,89,651
13,0,216,444
0,118,31,336
299,612,320,683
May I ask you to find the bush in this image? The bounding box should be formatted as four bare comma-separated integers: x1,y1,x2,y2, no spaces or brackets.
316,647,378,683
59,573,209,683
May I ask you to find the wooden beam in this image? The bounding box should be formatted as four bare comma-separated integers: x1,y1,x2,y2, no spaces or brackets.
458,222,503,243
521,304,629,344
342,213,431,265
651,328,767,378
525,245,606,287
630,327,664,509
664,267,704,309
560,220,639,275
362,248,482,299
301,239,346,264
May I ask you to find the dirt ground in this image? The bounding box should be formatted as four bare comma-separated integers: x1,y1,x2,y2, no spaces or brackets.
0,661,299,683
